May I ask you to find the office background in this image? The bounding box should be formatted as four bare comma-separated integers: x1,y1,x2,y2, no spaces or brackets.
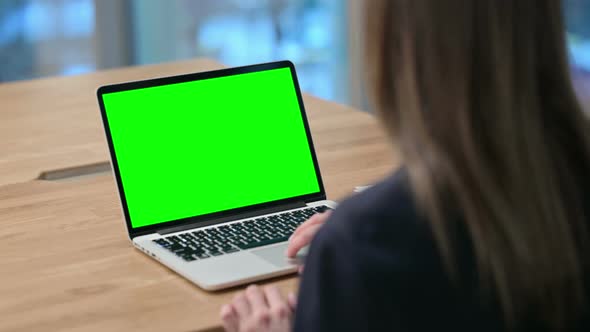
1,0,589,109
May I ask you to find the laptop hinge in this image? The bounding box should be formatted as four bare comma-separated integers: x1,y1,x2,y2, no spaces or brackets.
156,201,307,236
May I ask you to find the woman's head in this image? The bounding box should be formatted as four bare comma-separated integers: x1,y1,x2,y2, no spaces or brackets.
364,0,590,328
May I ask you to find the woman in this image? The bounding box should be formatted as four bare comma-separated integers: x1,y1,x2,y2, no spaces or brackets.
220,0,590,331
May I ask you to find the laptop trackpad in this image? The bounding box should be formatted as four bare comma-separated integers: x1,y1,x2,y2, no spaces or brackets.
251,243,292,268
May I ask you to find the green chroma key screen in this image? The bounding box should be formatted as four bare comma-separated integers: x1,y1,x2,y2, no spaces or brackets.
102,67,320,228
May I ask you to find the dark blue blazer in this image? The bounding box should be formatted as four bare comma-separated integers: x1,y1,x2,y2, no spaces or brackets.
293,170,589,331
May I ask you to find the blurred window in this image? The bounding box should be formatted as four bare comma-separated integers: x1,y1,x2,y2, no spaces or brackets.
565,0,590,72
0,0,588,107
0,0,349,104
565,0,590,108
0,0,95,81
128,0,348,103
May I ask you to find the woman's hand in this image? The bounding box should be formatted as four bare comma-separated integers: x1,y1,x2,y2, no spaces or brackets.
219,212,331,331
220,285,297,332
286,211,332,259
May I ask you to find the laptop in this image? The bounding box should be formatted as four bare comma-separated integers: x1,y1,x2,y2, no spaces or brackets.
96,61,336,290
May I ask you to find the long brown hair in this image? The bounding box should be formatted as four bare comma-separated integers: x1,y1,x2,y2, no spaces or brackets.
364,0,590,328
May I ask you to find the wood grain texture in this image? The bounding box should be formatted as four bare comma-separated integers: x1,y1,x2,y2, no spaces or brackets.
0,59,398,332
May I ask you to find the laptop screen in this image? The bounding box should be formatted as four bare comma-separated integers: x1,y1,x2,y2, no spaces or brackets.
101,66,321,229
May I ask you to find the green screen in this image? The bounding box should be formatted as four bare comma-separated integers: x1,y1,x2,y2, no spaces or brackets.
102,67,320,228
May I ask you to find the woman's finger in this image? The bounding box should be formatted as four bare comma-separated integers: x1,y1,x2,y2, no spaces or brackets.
290,213,320,237
220,304,239,332
231,292,251,318
286,224,321,257
290,211,331,240
287,292,298,311
245,285,267,307
246,285,270,327
264,286,292,320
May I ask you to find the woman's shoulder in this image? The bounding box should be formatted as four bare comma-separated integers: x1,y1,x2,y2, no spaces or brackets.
297,169,462,330
321,169,432,246
311,168,445,273
337,169,415,220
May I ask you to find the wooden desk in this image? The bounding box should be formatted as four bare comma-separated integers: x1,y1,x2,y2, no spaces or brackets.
0,59,397,332
0,59,226,186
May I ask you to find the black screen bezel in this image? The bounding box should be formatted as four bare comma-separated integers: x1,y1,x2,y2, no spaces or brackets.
96,61,326,238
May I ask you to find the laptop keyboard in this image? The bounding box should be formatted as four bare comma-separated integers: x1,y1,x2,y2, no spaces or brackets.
152,205,332,262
